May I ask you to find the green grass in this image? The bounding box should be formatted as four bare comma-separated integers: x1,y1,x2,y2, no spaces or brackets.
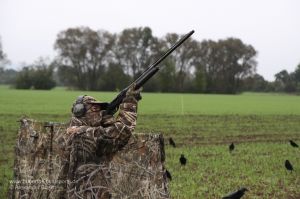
2,85,300,115
167,143,300,199
0,85,300,198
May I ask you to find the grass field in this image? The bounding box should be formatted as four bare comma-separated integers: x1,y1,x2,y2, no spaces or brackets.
0,85,300,198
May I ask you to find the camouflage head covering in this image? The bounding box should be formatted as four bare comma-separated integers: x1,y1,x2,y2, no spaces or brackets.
71,95,108,127
82,95,104,105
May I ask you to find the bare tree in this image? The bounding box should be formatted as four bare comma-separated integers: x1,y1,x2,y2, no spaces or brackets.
198,38,257,93
162,33,200,92
113,27,158,79
54,27,114,90
0,36,10,73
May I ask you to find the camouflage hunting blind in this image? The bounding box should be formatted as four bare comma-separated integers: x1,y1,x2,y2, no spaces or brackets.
10,118,170,198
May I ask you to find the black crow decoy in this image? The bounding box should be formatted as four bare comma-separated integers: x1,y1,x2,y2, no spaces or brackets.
222,187,248,199
165,169,172,181
289,140,299,148
229,143,235,153
285,160,293,172
179,154,187,166
169,137,176,148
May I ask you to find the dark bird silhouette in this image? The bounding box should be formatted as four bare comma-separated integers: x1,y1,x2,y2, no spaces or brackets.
285,160,293,172
165,169,172,181
222,187,248,199
169,137,176,148
179,154,187,166
289,140,299,148
229,143,235,153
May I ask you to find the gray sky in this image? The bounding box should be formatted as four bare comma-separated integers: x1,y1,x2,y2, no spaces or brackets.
0,0,299,81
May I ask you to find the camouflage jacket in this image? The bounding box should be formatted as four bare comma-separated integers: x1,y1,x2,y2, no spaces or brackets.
64,96,138,198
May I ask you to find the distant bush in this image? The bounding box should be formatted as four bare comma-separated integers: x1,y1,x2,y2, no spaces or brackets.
14,59,56,90
31,65,56,90
14,67,33,89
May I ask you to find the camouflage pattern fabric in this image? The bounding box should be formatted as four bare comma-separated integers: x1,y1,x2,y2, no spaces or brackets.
10,93,169,198
10,119,70,198
10,119,169,199
66,95,139,198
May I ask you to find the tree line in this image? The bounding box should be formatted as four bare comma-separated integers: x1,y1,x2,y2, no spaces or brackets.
1,27,300,93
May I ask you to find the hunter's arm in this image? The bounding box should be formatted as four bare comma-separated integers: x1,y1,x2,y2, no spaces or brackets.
95,95,138,155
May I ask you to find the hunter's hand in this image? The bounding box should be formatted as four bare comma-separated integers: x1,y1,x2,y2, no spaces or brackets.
126,84,142,101
101,111,115,126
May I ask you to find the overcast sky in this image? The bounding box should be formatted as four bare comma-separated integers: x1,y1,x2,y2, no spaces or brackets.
0,0,299,81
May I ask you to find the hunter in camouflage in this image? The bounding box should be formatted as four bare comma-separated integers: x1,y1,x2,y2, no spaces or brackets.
65,85,141,198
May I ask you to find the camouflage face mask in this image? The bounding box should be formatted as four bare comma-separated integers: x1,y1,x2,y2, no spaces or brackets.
70,104,104,127
84,105,103,127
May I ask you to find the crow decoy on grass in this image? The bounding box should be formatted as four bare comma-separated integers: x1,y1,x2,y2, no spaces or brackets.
289,140,299,148
179,154,187,166
222,187,248,199
229,143,235,153
169,137,176,148
165,169,172,181
285,160,293,172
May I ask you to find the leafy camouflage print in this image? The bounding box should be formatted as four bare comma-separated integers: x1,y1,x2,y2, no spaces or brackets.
10,119,169,199
11,92,169,198
65,94,141,198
